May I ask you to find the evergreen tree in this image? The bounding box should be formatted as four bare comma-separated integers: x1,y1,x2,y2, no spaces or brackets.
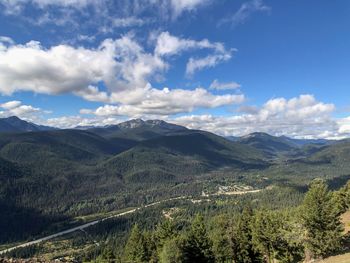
101,245,115,263
273,211,304,263
123,224,148,263
332,181,350,216
155,219,177,247
251,210,279,263
182,214,215,263
210,214,233,263
143,230,158,263
252,209,304,263
159,236,185,263
231,207,262,263
300,180,343,259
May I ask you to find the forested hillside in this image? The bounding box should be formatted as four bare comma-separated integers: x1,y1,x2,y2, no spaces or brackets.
118,180,349,263
1,117,350,262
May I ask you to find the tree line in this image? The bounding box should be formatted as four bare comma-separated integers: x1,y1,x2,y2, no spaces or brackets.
99,180,350,263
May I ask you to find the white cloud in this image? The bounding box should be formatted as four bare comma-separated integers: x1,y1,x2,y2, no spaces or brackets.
0,35,166,98
10,104,41,116
0,34,241,118
219,0,270,27
77,34,96,42
0,0,210,24
170,0,210,17
44,115,121,129
209,79,241,90
1,0,207,13
2,94,345,140
0,36,14,45
99,16,152,34
74,85,110,103
82,86,245,118
0,39,116,95
155,32,233,76
0,100,42,119
338,117,350,134
172,95,338,139
186,53,232,76
0,100,22,109
154,32,234,76
155,31,225,56
0,0,98,10
33,0,96,7
112,16,147,28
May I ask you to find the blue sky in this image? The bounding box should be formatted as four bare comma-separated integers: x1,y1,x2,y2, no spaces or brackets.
0,0,349,138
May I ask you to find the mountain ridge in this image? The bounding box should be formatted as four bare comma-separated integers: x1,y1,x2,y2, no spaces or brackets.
0,116,56,133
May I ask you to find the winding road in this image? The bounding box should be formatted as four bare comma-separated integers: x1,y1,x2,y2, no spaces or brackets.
0,196,186,255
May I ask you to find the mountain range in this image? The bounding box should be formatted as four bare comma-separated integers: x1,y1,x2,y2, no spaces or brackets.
0,116,55,133
0,115,337,146
0,116,349,243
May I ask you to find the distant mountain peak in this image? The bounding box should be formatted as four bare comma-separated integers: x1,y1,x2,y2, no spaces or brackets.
242,132,272,139
118,119,145,129
87,119,188,141
117,119,187,131
5,116,21,121
0,116,55,133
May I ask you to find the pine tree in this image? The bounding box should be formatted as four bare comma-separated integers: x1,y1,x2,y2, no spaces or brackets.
155,219,177,247
251,209,304,263
123,224,148,263
332,180,350,216
159,236,185,263
211,214,233,262
272,211,304,263
101,245,115,263
143,230,158,263
182,214,215,263
300,180,344,259
231,207,262,263
251,210,279,263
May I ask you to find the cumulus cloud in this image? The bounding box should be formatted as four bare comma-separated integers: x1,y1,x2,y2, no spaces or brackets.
154,32,233,76
338,117,350,135
0,35,166,98
0,100,22,110
74,85,110,103
44,115,122,129
0,33,240,118
172,95,339,139
5,94,345,140
0,39,115,95
209,79,241,90
0,100,42,119
82,87,245,118
219,0,270,27
155,31,226,56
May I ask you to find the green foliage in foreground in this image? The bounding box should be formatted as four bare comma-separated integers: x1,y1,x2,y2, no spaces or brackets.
111,180,348,263
4,180,349,263
301,180,344,259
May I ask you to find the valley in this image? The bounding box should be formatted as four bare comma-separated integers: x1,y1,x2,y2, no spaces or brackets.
1,116,350,262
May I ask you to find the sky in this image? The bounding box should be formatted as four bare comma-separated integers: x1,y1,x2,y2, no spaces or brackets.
0,0,349,139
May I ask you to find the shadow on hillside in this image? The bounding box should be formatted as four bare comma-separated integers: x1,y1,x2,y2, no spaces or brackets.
0,201,70,244
327,174,350,190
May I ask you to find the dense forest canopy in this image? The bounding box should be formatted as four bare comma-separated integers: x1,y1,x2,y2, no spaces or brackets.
1,117,350,262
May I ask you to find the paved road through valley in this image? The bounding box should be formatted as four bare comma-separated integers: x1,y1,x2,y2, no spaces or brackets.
0,196,186,255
